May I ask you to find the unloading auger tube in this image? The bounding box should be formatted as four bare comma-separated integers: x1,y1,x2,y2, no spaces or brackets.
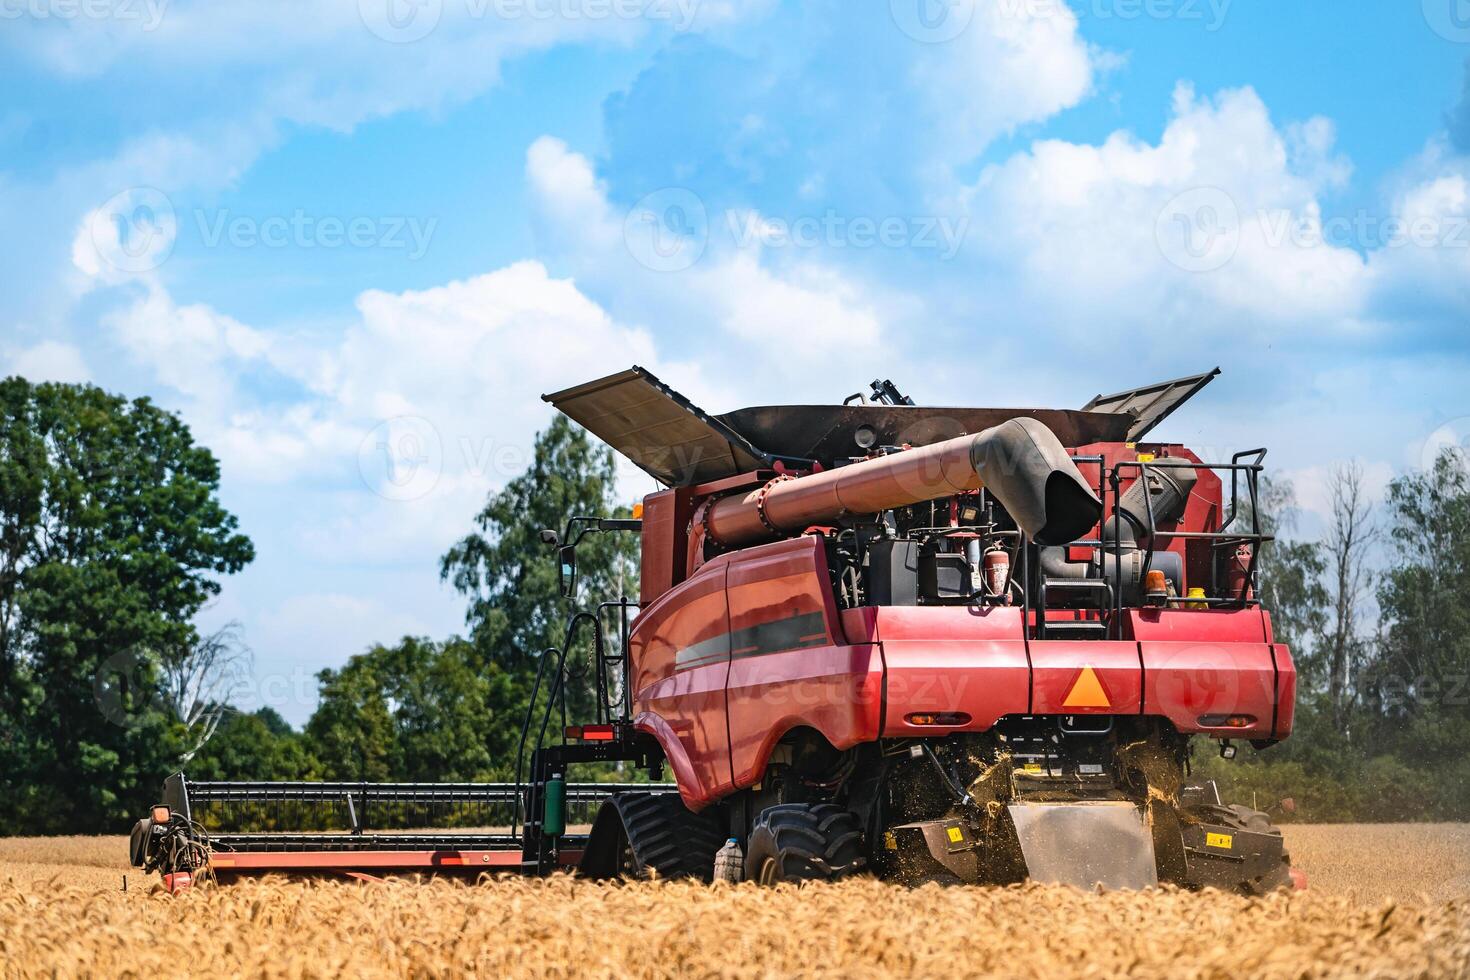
701,416,1103,548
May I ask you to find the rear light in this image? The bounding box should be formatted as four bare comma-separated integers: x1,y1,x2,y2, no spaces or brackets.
151,805,171,824
1198,714,1255,729
905,712,971,726
565,725,617,742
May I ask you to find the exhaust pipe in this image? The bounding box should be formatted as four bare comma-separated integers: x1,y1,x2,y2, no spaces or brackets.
702,417,1101,548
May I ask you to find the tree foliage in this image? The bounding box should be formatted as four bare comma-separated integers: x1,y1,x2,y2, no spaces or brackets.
439,415,638,713
0,378,253,830
1228,450,1470,818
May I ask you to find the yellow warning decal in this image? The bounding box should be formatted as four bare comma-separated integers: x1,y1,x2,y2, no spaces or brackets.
946,826,964,843
883,831,899,851
1063,666,1111,709
1206,832,1234,850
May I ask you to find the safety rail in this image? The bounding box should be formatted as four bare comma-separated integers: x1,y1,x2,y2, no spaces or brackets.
511,596,643,840
1028,450,1273,641
163,773,671,838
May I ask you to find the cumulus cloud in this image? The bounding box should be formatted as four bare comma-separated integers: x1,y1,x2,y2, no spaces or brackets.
4,341,92,385
524,135,889,382
956,83,1470,351
913,0,1097,160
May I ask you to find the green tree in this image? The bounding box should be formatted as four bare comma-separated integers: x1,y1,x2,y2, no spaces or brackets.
305,636,521,782
189,707,314,781
0,378,253,831
1363,449,1470,770
440,415,638,714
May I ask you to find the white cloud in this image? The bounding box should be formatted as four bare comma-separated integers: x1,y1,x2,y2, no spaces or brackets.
4,341,92,384
88,254,705,565
916,0,1097,161
523,135,892,382
958,85,1388,335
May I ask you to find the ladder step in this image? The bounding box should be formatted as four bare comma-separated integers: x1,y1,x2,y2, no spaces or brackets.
1041,620,1109,641
1042,577,1113,609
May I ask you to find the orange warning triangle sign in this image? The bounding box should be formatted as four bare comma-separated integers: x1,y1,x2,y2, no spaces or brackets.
1063,666,1110,709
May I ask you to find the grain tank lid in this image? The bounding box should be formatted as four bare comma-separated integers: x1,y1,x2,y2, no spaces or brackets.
1083,368,1221,442
542,366,776,487
718,405,1132,465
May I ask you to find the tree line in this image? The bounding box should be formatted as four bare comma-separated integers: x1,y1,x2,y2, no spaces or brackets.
1200,453,1470,820
1,376,1465,831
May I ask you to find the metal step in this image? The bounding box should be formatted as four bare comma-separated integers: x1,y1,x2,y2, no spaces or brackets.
1040,619,1109,641
1042,577,1113,609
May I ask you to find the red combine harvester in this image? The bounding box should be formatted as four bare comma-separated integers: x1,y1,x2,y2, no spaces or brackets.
132,367,1300,893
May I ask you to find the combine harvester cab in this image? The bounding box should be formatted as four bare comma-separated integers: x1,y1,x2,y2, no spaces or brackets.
131,366,1301,894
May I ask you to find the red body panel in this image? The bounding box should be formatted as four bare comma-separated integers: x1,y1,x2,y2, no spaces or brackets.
722,537,883,790
630,559,733,806
850,607,1032,736
1029,640,1143,715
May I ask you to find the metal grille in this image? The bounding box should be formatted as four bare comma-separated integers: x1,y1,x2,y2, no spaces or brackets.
168,777,673,838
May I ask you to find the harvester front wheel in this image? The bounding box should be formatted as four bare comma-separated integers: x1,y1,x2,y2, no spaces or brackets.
580,792,724,881
745,803,864,885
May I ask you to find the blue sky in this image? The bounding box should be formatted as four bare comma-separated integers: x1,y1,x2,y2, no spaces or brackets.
3,0,1469,724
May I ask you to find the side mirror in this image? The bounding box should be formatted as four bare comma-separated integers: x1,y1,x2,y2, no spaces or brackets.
538,529,560,546
558,545,578,598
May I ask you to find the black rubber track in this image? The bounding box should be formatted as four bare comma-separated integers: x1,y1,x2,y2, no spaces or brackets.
744,803,865,884
584,792,725,881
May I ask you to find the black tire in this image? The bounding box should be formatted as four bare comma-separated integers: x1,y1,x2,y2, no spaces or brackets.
580,792,724,881
744,803,864,885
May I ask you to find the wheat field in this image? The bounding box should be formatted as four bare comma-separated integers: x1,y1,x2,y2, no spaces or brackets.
2,826,1468,979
